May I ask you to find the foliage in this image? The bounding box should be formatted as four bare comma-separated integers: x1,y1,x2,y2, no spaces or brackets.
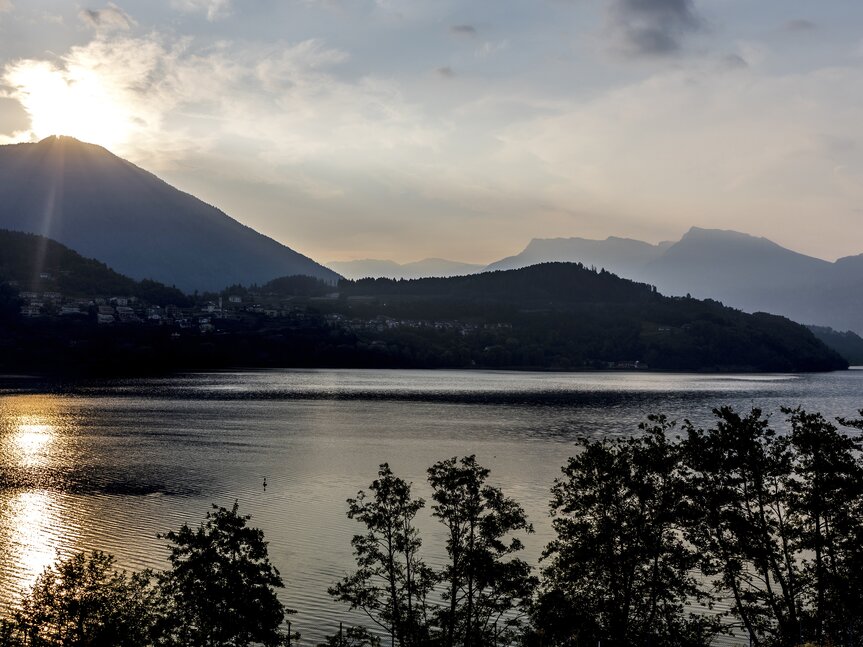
329,464,435,647
0,280,22,321
316,625,382,647
531,417,720,647
807,326,863,365
157,500,292,647
0,551,159,647
0,229,190,306
681,407,863,647
330,457,536,647
427,455,537,647
334,263,846,372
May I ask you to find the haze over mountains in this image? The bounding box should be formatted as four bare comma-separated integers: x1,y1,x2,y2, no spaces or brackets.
0,137,339,292
327,258,484,280
345,229,863,336
0,137,859,338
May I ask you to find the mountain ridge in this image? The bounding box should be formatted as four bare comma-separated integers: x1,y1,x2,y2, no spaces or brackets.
481,227,863,334
0,136,340,292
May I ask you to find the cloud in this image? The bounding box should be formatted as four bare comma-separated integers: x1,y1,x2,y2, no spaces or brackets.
436,66,455,78
499,64,863,255
604,0,702,58
720,53,748,70
0,0,12,13
784,19,816,32
171,0,232,21
450,24,476,37
2,29,440,173
80,3,135,32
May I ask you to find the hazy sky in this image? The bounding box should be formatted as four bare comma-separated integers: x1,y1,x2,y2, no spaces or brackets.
1,0,861,263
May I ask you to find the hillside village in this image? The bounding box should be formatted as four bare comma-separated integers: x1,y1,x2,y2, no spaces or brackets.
7,279,501,339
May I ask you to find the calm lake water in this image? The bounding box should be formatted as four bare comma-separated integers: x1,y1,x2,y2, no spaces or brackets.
1,368,861,643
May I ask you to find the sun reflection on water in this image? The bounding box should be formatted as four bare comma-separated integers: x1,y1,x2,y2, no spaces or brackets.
13,420,55,469
2,490,70,603
0,396,80,610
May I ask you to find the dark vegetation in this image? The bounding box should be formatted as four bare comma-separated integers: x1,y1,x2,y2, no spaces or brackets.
3,406,862,646
333,264,847,372
0,229,191,306
808,325,863,365
0,253,848,374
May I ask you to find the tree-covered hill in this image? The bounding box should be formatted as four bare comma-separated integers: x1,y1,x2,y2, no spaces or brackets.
0,229,190,306
808,325,863,365
334,263,847,372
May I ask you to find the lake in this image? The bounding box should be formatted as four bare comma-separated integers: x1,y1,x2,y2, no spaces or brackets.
1,368,861,643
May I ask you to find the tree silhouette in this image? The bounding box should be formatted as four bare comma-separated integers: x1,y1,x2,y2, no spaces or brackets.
158,501,291,647
428,455,536,647
0,551,158,647
532,417,719,646
329,463,435,647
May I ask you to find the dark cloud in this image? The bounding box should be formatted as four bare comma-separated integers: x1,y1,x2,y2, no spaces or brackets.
80,3,134,31
605,0,702,58
436,66,455,78
784,19,816,32
721,53,748,70
451,24,477,37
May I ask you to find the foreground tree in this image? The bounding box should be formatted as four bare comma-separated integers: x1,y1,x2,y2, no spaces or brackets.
682,406,863,647
0,551,159,647
783,407,863,645
316,625,382,647
682,407,800,645
531,416,719,647
158,501,292,647
428,455,536,647
328,463,435,647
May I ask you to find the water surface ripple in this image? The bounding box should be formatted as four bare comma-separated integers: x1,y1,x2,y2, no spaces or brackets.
1,369,861,643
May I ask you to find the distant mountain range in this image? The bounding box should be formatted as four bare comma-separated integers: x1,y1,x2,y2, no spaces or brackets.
327,258,484,280
340,228,863,335
485,228,863,335
0,136,339,292
1,137,859,340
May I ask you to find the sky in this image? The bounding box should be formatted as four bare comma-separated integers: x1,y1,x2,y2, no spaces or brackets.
0,0,861,264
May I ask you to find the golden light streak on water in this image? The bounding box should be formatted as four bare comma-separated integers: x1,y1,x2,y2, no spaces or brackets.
0,395,80,611
1,395,66,470
13,421,54,469
3,491,66,602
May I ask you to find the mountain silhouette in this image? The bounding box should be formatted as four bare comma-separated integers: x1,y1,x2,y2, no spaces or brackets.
0,136,340,292
483,227,863,335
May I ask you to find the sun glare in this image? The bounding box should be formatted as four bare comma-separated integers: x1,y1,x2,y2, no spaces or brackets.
5,60,133,150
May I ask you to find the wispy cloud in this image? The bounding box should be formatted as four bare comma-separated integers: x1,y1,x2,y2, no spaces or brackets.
604,0,702,58
436,66,455,78
171,0,232,21
80,3,135,32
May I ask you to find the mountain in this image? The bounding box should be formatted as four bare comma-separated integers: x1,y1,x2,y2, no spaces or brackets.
808,326,863,366
484,228,863,334
327,257,484,280
485,236,672,275
338,263,847,372
0,228,190,305
0,136,340,292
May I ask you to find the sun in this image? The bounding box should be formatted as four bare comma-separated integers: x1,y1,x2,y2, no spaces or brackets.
5,60,133,150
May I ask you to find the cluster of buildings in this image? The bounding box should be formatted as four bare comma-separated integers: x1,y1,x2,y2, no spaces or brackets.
324,313,511,336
